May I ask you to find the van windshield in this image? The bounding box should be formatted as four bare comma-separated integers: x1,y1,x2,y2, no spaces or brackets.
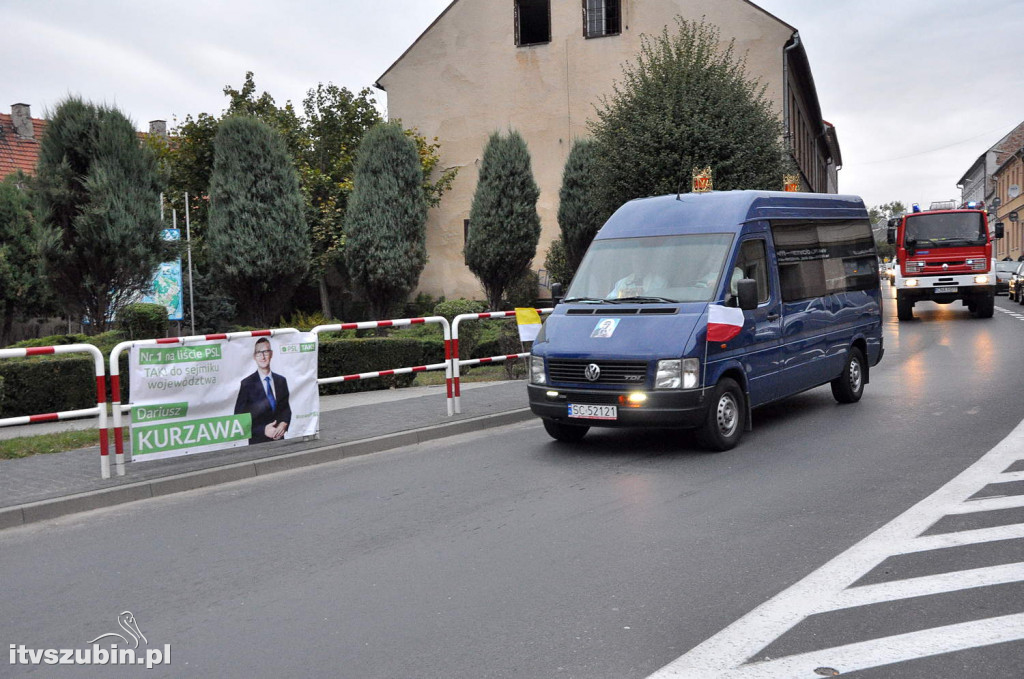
564,234,734,303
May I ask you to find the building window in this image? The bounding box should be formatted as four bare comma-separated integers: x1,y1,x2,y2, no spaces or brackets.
583,0,620,38
515,0,550,46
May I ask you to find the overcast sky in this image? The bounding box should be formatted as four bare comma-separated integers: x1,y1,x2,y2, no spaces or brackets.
3,0,1022,210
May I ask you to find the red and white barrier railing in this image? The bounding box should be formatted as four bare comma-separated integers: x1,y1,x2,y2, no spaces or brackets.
451,309,552,414
312,316,454,416
109,328,300,468
0,344,112,478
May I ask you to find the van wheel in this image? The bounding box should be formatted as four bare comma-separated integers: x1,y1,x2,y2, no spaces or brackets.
896,295,914,321
543,419,589,443
831,347,865,404
695,378,745,452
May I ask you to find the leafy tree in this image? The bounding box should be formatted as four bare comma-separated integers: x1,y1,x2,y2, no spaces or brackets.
343,122,427,321
34,97,168,333
206,115,310,327
869,201,906,260
465,130,541,310
0,173,51,345
557,138,603,277
589,17,792,220
158,74,457,319
300,83,382,314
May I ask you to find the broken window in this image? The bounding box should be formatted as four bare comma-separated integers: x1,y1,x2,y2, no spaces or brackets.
583,0,620,38
515,0,550,46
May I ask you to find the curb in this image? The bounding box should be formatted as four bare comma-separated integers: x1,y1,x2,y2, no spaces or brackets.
0,409,534,531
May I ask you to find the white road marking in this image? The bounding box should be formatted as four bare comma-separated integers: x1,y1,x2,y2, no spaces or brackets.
647,419,1024,678
712,614,1024,679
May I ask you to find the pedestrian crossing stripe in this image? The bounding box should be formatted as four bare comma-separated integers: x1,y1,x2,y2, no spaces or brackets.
647,419,1024,678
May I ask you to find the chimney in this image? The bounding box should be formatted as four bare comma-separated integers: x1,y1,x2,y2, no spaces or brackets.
149,120,167,137
11,103,34,139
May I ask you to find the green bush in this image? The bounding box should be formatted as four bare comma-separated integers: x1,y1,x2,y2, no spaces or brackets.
281,309,338,331
505,269,540,308
0,356,98,417
433,298,485,362
405,292,442,318
317,336,445,394
118,303,169,340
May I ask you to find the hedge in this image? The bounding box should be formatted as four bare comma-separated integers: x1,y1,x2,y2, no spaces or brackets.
0,336,446,418
118,303,170,340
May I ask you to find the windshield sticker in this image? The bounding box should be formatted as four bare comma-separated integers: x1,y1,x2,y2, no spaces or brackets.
591,318,620,338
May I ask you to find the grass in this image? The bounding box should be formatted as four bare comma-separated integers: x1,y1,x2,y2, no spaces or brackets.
0,429,101,460
411,363,526,386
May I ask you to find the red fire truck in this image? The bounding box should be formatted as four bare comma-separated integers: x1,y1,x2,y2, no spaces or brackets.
886,202,1004,321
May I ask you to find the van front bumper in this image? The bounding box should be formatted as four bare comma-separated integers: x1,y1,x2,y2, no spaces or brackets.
528,383,712,429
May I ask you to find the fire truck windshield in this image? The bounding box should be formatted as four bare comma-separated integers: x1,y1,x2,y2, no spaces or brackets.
904,212,986,248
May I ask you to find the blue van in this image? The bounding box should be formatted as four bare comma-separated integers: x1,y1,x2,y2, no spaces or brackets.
528,190,884,450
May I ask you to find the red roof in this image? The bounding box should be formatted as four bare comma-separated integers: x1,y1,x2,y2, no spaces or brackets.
0,113,47,177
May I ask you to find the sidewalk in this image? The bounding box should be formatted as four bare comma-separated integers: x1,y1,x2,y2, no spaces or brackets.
0,380,534,530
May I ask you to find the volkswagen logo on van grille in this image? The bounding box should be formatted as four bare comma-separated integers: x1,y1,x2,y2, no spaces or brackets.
584,363,601,382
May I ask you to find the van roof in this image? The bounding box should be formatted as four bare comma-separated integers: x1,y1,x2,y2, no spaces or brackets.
595,190,869,240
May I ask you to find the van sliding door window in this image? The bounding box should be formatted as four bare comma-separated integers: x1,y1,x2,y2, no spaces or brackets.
771,219,878,302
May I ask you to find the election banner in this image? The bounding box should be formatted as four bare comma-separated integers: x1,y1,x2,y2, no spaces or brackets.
128,333,319,461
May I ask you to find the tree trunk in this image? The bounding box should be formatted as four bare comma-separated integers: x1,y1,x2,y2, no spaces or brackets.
319,275,332,319
1,308,14,348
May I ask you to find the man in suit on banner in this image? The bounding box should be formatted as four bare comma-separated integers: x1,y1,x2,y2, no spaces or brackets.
234,337,291,444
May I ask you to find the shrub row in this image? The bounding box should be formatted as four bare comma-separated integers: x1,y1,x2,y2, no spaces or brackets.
0,336,446,418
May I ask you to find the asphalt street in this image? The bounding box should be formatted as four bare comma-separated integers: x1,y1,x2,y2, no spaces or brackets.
2,287,1024,678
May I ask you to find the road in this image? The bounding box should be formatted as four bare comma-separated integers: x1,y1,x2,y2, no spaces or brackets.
2,289,1024,678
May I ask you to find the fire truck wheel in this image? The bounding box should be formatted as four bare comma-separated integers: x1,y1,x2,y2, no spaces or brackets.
896,296,914,321
974,296,994,318
831,347,865,404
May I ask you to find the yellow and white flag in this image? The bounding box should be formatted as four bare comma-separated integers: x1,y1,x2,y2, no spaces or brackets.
515,307,542,342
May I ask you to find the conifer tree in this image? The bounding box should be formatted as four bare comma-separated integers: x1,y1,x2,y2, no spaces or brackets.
465,130,541,310
0,174,50,345
206,115,310,327
343,122,427,321
34,97,167,333
590,17,792,220
557,138,603,278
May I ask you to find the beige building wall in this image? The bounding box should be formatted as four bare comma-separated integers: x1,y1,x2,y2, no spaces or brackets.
378,0,798,301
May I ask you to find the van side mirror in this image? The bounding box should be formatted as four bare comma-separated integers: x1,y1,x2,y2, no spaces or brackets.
550,282,564,304
995,222,1005,239
736,279,758,311
886,227,895,245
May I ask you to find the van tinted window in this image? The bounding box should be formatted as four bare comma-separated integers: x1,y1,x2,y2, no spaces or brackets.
771,219,878,302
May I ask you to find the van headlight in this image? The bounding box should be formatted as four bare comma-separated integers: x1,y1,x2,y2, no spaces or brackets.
530,355,546,385
655,358,699,389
